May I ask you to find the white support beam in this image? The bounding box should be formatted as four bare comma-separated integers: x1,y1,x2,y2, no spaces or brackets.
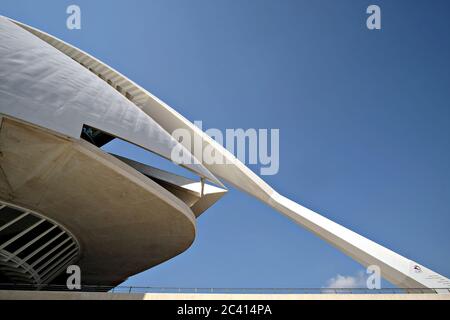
18,231,66,267
5,225,58,262
39,249,78,281
0,212,29,232
28,236,70,269
0,219,45,251
268,193,450,290
35,243,75,274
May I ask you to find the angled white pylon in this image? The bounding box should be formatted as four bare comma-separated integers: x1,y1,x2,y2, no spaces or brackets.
140,93,450,291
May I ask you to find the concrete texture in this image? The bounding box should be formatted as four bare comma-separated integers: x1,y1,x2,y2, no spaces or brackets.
0,16,220,185
0,118,196,286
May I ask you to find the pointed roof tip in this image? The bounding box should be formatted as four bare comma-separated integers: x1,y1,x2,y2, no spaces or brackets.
203,173,225,189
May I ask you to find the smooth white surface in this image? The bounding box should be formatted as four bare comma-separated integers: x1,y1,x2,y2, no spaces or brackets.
269,193,450,289
0,117,198,285
0,16,220,186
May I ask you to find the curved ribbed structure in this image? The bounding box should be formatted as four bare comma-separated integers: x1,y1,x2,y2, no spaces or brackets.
0,16,226,288
0,201,80,286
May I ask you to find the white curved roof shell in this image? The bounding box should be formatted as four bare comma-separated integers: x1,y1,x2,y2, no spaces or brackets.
0,16,220,186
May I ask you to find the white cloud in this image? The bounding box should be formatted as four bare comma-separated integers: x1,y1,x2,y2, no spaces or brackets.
325,270,367,288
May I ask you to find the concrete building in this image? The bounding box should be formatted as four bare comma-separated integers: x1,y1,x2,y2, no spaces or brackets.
0,16,226,287
0,16,449,292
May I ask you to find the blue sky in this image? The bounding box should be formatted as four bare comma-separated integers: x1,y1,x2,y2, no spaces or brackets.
2,0,450,289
